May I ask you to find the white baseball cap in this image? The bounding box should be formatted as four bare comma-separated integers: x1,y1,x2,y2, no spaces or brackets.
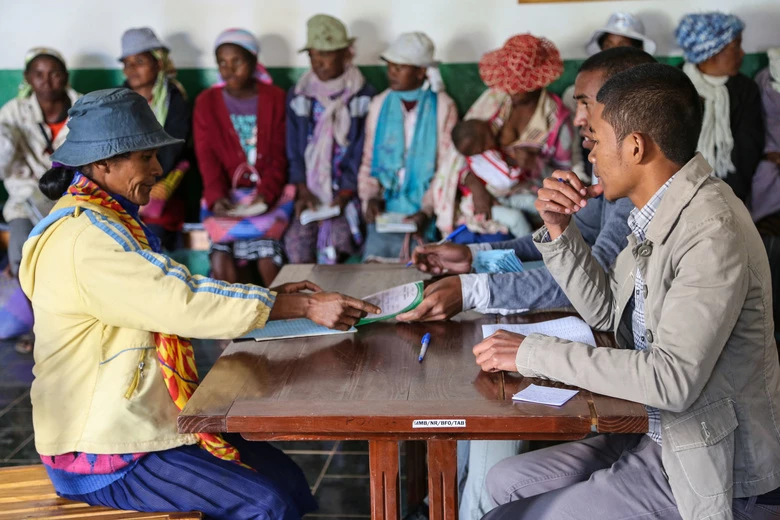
381,32,438,68
585,13,656,56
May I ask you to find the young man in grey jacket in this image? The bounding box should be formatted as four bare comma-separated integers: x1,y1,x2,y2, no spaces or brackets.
400,48,657,520
399,47,655,323
477,63,780,520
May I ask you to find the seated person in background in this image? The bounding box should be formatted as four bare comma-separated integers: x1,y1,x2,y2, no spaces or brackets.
451,119,546,239
431,34,581,245
676,12,764,204
358,32,458,262
479,63,780,520
0,48,80,279
401,47,655,520
120,27,192,251
285,14,375,265
0,47,80,354
194,29,288,285
752,47,780,335
563,12,656,180
752,48,780,234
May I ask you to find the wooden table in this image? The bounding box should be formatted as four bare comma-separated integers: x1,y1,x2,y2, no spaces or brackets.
179,264,647,520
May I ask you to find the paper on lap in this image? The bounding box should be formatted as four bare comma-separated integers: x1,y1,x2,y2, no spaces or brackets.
376,213,417,233
300,205,341,226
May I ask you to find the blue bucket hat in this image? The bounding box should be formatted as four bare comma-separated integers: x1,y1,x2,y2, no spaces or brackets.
51,88,183,167
675,12,745,64
119,27,169,61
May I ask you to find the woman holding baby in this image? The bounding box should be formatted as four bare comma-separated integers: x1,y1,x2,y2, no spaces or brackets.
431,34,581,242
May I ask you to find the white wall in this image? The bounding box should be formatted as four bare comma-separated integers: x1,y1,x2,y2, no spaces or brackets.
1,0,778,69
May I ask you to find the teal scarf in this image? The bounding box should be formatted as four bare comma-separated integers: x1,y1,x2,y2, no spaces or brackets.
371,88,438,215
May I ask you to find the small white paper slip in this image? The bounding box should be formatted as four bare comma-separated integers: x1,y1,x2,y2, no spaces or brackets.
512,384,579,407
482,316,596,347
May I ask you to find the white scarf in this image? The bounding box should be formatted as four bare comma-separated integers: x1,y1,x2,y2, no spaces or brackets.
769,48,780,94
294,66,365,205
683,62,735,179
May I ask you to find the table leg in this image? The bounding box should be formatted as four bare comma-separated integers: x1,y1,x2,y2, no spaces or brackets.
427,440,458,520
369,440,400,520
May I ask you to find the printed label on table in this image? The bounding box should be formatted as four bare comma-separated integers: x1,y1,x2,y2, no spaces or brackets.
412,419,466,428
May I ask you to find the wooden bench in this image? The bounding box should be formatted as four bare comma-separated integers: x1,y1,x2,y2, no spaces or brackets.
0,465,201,519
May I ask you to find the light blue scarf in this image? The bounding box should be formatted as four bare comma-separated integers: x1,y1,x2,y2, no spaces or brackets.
371,87,438,215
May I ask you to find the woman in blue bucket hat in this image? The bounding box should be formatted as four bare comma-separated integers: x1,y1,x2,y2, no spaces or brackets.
19,87,379,518
119,27,193,251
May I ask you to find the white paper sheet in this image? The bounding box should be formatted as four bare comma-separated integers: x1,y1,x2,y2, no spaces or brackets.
358,281,424,325
512,384,579,406
300,205,341,226
240,319,355,342
481,316,597,347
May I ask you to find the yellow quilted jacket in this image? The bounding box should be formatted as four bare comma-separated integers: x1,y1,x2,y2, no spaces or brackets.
19,196,276,456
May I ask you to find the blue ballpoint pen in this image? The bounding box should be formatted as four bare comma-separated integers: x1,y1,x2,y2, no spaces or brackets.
406,224,469,267
418,333,431,363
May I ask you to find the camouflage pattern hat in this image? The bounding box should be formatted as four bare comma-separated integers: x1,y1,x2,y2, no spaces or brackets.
299,14,356,52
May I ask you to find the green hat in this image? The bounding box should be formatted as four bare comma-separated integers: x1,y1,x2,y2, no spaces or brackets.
299,14,356,53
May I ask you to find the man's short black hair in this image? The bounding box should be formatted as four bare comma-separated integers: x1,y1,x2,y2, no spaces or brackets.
596,63,703,166
579,46,656,80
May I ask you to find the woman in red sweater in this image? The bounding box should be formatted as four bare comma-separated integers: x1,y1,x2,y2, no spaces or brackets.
194,29,288,284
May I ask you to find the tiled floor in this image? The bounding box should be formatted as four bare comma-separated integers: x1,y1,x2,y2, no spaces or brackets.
0,338,400,519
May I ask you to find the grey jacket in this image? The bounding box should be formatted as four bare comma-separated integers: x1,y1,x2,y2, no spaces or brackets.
462,195,633,312
519,154,780,520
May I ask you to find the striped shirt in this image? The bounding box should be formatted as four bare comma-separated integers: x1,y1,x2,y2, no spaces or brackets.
625,175,676,444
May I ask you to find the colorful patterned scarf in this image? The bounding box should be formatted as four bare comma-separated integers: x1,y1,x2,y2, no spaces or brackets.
66,173,246,467
295,65,365,205
371,86,438,215
148,49,188,127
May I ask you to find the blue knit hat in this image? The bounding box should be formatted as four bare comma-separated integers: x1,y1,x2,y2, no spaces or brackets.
51,88,182,167
675,12,745,64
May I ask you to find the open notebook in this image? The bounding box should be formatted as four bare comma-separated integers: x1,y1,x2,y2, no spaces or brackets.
482,316,597,346
240,319,356,342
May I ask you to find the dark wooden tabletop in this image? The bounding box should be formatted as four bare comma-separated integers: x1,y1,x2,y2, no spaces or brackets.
179,264,647,440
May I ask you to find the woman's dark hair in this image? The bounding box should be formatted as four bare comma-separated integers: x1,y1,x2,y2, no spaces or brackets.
25,54,67,74
597,33,645,51
39,152,133,200
215,43,258,67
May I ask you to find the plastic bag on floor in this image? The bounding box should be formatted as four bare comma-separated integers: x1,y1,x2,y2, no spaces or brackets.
0,275,33,339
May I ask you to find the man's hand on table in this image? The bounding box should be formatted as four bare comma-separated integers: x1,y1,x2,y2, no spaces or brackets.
535,170,603,240
270,289,381,330
473,330,530,374
271,280,323,294
409,243,473,275
397,276,462,322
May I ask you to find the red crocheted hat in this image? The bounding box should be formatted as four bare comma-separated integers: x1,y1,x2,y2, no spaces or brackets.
479,34,564,95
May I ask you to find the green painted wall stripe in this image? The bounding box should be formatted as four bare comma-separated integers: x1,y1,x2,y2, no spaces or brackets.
0,54,769,115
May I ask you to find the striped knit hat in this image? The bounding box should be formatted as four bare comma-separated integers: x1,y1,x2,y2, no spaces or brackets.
675,12,745,64
478,34,563,95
